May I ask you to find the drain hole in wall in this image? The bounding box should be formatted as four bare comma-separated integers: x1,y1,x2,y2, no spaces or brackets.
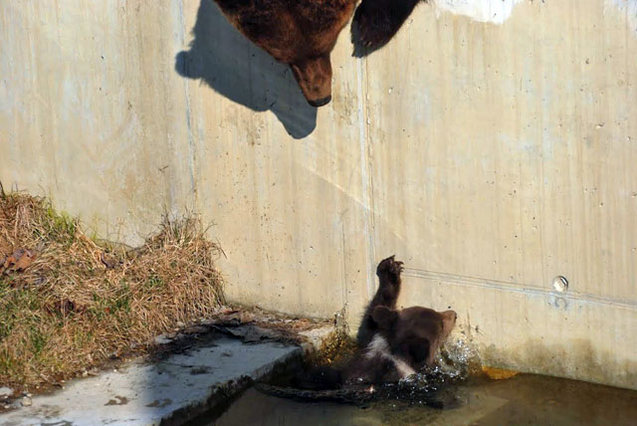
552,276,569,292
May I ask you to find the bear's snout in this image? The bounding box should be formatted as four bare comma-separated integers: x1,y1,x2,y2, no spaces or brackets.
290,55,333,107
308,95,332,107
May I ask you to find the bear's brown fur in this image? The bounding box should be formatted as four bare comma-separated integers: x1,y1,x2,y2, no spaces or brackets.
213,0,356,107
353,0,422,50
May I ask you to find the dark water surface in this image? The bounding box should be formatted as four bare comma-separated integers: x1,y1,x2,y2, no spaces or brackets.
212,374,637,425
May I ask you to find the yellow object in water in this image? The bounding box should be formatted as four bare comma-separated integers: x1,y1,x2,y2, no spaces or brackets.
482,366,519,380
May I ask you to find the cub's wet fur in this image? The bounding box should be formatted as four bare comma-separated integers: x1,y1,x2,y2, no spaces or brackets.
356,255,404,347
296,255,457,391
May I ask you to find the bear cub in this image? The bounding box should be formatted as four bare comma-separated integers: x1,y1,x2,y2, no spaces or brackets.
303,256,457,390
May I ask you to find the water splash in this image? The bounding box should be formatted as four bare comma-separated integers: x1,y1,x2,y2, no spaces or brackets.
398,333,482,393
258,331,482,406
437,334,483,376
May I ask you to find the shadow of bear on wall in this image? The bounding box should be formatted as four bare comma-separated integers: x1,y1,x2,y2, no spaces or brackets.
175,0,317,139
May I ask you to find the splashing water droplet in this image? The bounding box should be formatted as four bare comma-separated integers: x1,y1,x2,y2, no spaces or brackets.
395,335,482,399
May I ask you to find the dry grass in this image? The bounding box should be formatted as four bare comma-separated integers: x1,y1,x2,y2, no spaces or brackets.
308,329,357,368
0,190,225,391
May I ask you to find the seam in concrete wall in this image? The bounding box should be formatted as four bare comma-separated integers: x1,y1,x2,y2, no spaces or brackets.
403,267,637,310
357,57,376,301
175,0,198,207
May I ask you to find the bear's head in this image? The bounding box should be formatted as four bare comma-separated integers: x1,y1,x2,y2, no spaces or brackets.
371,305,457,369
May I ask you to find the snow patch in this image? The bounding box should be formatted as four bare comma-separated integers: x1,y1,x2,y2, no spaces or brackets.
434,0,524,24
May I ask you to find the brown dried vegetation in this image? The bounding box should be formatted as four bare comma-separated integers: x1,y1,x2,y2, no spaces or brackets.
0,190,224,391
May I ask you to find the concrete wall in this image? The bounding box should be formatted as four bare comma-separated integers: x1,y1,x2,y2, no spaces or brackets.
1,0,636,389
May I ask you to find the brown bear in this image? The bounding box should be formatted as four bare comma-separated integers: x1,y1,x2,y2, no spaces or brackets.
212,0,357,107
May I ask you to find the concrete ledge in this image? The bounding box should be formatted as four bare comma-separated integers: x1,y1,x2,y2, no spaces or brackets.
0,331,315,425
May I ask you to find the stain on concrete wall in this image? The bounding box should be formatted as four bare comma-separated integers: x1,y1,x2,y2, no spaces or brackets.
1,0,636,389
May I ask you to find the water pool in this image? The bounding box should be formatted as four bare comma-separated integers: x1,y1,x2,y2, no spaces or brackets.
211,373,637,425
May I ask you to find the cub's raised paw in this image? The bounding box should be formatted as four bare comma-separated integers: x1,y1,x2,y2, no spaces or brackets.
353,0,421,50
376,255,404,281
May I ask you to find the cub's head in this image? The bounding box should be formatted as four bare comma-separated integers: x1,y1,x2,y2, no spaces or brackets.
372,305,457,369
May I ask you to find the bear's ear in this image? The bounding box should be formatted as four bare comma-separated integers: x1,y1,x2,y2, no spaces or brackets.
371,306,398,330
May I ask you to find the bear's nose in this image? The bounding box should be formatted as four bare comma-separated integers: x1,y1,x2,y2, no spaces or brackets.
308,95,332,107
